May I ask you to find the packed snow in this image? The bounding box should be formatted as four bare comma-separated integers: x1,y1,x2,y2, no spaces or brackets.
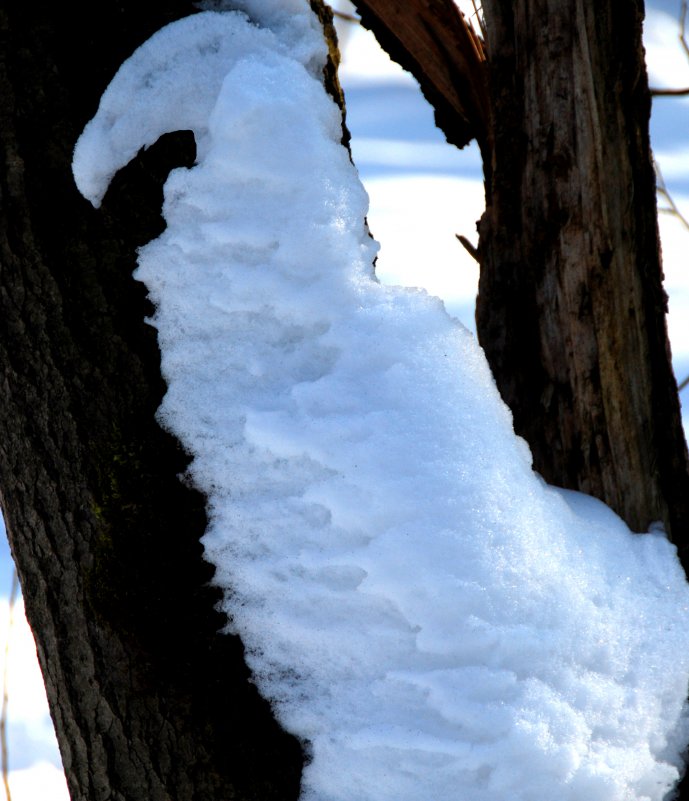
71,3,689,800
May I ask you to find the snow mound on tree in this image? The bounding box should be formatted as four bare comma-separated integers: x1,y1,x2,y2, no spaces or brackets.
73,6,689,801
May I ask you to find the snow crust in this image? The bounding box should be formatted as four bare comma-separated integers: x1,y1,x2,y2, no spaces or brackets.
73,6,689,800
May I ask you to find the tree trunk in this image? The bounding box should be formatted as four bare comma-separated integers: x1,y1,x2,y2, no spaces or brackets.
0,1,343,797
477,0,689,543
354,0,689,546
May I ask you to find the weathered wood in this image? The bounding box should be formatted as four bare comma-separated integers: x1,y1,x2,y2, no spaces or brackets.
353,0,490,156
354,0,689,544
477,0,689,542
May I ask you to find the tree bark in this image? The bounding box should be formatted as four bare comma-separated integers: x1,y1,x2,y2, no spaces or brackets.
354,0,689,546
477,0,689,544
0,1,340,797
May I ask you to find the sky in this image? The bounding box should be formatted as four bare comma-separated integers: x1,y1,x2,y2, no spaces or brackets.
1,2,689,799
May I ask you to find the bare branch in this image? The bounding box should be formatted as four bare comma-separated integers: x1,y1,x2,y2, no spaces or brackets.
655,159,689,232
456,234,480,263
651,87,689,96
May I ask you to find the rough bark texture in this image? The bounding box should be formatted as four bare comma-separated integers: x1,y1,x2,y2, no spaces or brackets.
0,1,344,798
477,0,689,543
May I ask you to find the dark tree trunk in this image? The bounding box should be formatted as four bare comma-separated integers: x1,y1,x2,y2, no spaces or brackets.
0,1,333,797
354,0,689,546
477,0,689,544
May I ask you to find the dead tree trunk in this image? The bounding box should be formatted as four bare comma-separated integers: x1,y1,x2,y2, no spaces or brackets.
353,0,689,546
477,0,689,542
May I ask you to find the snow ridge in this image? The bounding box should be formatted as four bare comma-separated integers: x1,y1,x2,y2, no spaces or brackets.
73,6,689,801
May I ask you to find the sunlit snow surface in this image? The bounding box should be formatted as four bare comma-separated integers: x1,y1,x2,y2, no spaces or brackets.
73,5,689,800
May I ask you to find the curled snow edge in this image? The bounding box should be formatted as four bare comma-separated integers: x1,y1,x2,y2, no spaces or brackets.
73,4,689,801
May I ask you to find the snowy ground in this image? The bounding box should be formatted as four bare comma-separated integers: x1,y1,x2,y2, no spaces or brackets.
1,1,689,798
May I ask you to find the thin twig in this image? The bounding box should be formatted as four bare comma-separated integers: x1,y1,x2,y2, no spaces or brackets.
456,234,480,263
650,87,689,96
0,571,18,801
655,159,689,232
679,374,689,392
468,0,486,40
332,9,360,24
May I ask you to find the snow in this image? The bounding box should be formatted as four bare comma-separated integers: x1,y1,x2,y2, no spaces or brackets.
72,6,326,207
68,4,689,801
6,762,69,801
0,547,69,801
357,175,483,324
